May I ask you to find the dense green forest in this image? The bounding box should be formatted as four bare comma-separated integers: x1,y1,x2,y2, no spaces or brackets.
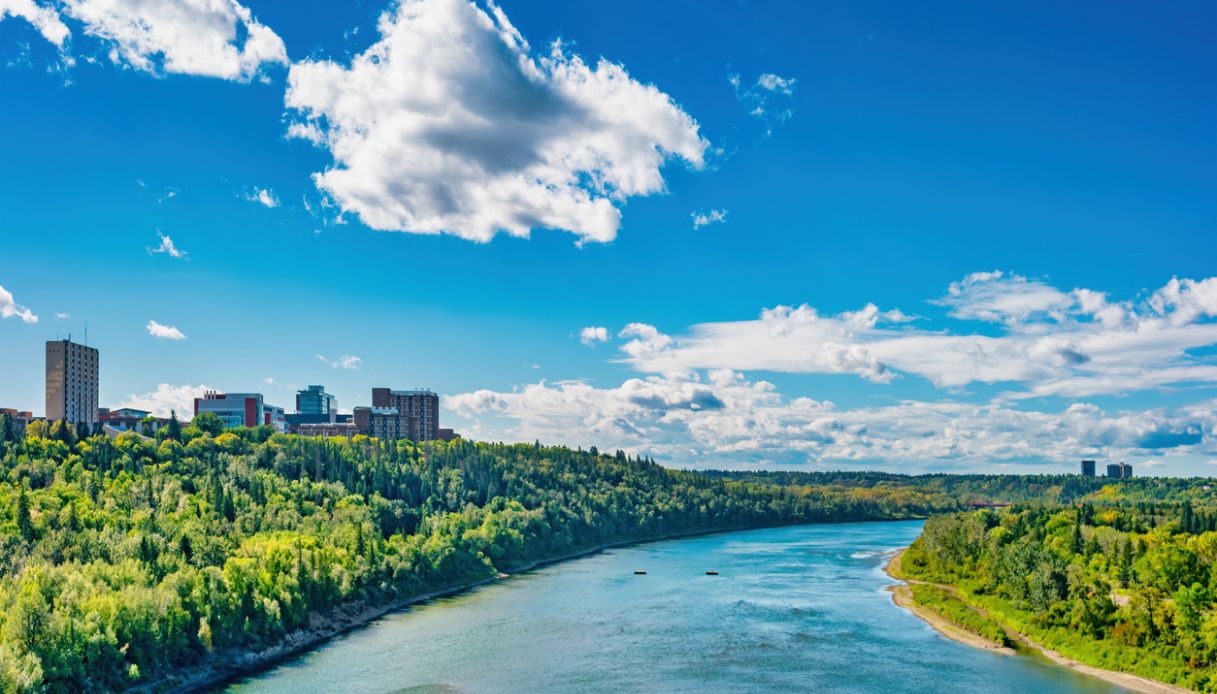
709,469,1217,506
900,502,1217,691
0,415,955,692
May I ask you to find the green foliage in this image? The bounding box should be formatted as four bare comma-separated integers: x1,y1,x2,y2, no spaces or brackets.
903,503,1217,691
908,584,1013,647
191,413,224,437
0,429,951,691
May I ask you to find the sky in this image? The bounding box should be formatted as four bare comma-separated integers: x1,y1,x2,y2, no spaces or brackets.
1,0,1215,475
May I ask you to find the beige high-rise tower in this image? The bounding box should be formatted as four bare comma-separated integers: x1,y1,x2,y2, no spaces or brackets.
46,339,99,425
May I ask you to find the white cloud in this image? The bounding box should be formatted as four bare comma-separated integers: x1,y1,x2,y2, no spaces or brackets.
262,376,275,385
936,271,1074,325
315,353,362,369
756,73,796,95
579,326,609,346
1,0,70,46
148,232,186,258
691,208,727,229
609,273,1217,398
730,71,796,134
53,0,287,80
55,312,70,320
284,0,707,244
449,370,1214,470
146,319,186,340
245,186,279,208
117,383,211,419
0,284,37,323
1149,277,1217,326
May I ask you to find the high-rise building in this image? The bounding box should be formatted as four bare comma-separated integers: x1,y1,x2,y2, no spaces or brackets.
296,385,337,423
1080,460,1096,477
1106,462,1133,479
46,339,99,424
353,387,440,441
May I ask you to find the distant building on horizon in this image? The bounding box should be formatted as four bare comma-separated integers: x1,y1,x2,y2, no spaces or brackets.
1106,462,1133,479
0,408,36,436
46,339,99,425
98,407,163,434
296,385,337,423
194,391,288,433
353,387,441,441
296,421,359,438
1081,460,1096,477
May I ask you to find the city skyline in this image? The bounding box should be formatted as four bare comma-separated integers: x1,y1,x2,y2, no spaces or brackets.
1,0,1215,474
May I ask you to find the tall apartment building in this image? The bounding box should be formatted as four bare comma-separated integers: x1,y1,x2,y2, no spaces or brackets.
296,385,337,423
1080,460,1096,477
46,339,99,424
1106,462,1134,479
353,387,440,441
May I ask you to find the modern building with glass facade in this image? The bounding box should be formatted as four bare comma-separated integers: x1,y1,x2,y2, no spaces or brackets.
46,339,99,424
193,391,288,433
296,385,337,422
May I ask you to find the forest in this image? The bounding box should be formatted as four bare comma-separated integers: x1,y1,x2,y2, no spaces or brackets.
900,501,1217,691
0,413,955,692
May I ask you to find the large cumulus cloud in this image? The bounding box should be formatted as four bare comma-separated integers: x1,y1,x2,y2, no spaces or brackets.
284,0,707,244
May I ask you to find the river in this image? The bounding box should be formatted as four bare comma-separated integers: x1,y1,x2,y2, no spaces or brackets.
226,521,1124,693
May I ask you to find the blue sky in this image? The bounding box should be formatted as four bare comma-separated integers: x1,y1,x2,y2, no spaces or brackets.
1,0,1215,474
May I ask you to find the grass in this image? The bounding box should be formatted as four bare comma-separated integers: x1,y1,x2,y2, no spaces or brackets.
908,584,1015,648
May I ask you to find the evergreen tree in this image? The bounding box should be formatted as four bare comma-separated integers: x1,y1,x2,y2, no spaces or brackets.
16,483,33,541
166,410,182,441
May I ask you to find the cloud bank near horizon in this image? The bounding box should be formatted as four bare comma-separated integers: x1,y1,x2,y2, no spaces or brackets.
449,272,1217,471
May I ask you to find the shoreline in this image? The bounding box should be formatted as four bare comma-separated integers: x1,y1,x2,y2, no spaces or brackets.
883,549,1194,694
148,519,899,693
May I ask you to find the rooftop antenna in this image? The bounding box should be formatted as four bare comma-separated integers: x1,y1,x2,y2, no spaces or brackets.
84,321,88,347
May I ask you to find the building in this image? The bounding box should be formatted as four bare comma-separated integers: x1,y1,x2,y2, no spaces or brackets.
0,408,36,436
194,391,287,432
46,339,99,425
352,387,441,441
98,407,156,433
263,403,287,433
296,422,359,438
286,412,351,433
1080,460,1096,477
296,385,337,423
438,428,460,442
1106,462,1134,479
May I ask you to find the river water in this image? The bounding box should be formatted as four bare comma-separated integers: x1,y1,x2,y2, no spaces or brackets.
227,521,1123,693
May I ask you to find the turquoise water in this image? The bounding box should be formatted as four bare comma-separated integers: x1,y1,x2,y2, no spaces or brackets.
228,521,1122,693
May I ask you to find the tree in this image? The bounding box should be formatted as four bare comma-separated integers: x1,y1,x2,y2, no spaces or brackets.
166,410,182,441
0,412,14,443
16,483,33,541
193,413,225,437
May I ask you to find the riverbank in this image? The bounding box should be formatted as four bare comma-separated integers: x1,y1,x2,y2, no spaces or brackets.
140,521,806,694
884,550,1194,694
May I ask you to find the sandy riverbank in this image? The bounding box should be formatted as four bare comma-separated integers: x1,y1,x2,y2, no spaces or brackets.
886,583,1016,656
884,549,1194,694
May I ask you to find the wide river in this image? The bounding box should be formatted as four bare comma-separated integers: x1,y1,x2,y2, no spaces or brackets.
227,521,1124,693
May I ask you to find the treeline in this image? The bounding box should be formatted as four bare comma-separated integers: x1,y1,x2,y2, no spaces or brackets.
901,502,1217,691
0,417,954,691
708,469,1217,507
